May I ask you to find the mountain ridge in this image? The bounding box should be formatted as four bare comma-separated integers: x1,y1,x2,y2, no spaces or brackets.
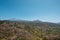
0,20,60,40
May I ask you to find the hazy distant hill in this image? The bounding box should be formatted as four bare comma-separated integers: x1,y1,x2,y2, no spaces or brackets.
0,20,60,40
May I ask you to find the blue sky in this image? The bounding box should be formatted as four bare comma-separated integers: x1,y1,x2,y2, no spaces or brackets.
0,0,60,23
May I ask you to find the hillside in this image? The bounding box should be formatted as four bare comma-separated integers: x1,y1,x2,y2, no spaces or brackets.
0,20,60,40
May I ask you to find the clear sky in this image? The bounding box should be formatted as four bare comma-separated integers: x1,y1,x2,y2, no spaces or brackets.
0,0,60,23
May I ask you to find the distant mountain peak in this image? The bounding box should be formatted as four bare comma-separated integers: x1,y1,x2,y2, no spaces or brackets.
32,20,42,23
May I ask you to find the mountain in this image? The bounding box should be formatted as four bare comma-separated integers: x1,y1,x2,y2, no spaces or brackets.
0,20,60,40
57,23,60,25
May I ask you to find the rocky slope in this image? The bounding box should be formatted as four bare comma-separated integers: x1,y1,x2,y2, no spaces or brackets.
0,20,60,40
